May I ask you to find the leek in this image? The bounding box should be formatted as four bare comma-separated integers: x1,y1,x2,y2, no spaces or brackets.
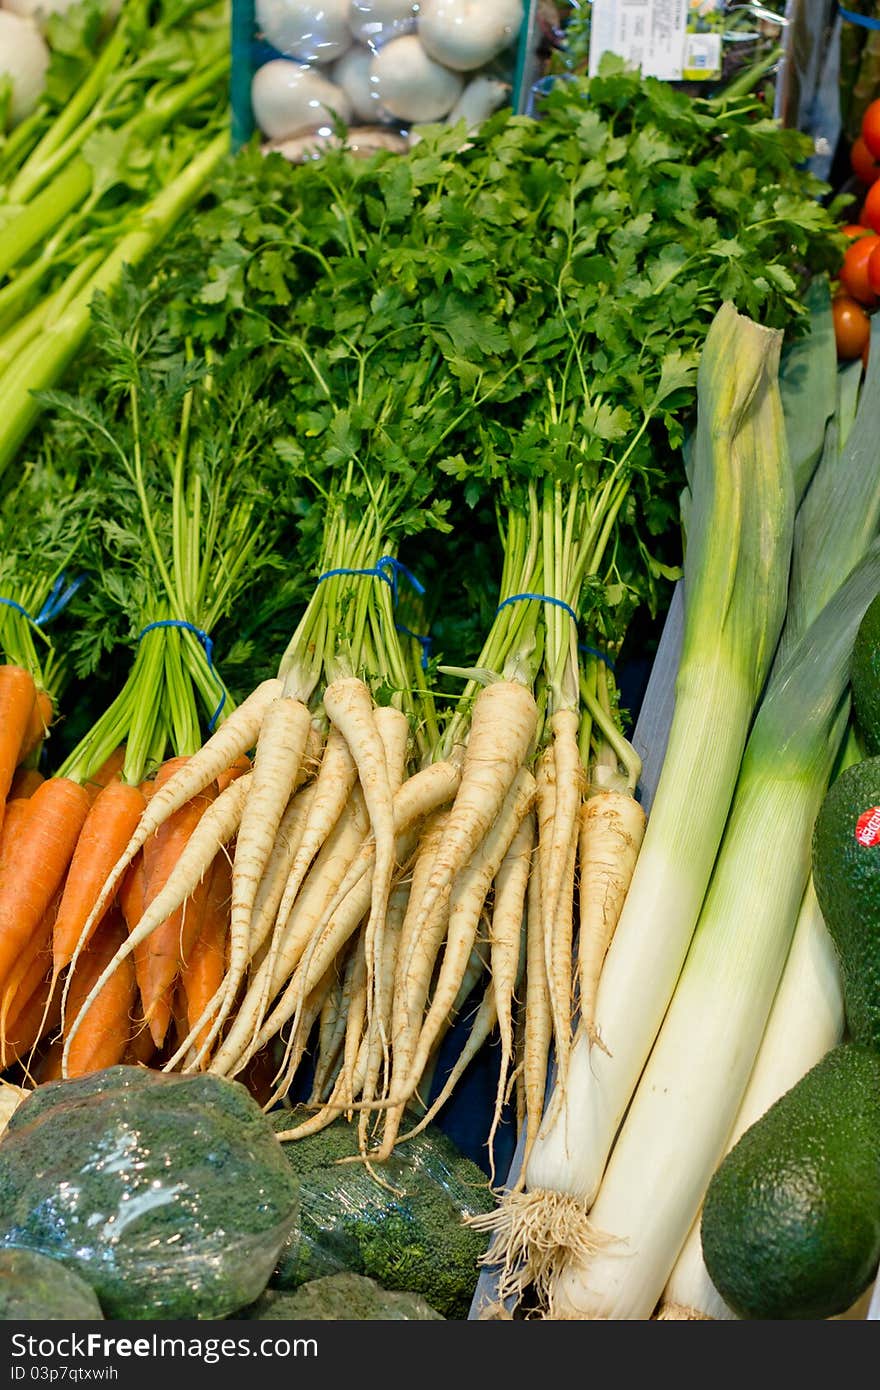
474,303,795,1308
660,873,846,1320
551,542,880,1320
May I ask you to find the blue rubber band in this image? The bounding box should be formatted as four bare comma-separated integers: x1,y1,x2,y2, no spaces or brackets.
315,555,425,607
496,592,580,626
316,557,431,666
34,572,86,625
0,571,85,630
395,622,433,671
138,619,226,733
579,641,617,673
839,5,880,28
494,593,616,670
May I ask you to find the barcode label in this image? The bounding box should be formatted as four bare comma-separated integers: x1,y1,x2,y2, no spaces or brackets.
588,0,721,82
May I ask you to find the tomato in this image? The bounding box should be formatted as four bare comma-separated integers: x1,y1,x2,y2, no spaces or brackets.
862,99,880,159
833,296,871,361
852,136,880,185
839,232,880,304
860,176,880,232
869,240,880,297
843,222,873,239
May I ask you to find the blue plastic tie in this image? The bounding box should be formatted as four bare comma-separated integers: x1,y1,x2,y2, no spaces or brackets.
34,572,86,625
315,556,432,666
316,555,425,607
0,571,85,630
495,592,616,669
496,591,579,626
579,641,616,673
138,619,226,733
839,5,880,28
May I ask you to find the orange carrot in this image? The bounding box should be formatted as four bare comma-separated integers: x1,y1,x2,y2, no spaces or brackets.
63,910,136,1078
37,1038,64,1083
180,850,231,1062
84,745,127,803
123,1016,157,1068
1,884,61,1046
16,688,53,767
217,755,252,793
2,973,62,1070
9,767,44,800
0,665,36,828
52,780,147,974
0,777,90,996
0,799,32,878
139,757,218,1047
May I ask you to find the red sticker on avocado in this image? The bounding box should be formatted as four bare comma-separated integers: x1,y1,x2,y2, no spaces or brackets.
856,807,880,846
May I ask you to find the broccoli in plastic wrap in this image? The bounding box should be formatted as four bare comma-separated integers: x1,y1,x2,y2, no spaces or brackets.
269,1110,495,1320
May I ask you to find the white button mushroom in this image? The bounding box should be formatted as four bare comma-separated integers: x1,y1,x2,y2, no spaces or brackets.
349,1,417,45
255,0,352,65
331,44,386,123
0,9,49,125
446,74,510,131
251,58,354,140
417,0,523,72
369,33,462,122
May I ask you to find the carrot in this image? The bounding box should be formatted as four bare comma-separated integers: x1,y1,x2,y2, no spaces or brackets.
216,754,252,793
9,767,43,800
0,665,36,827
3,974,61,1072
16,688,53,767
180,850,231,1063
0,798,31,877
66,677,283,959
1,883,61,1046
84,745,127,802
52,780,148,975
63,910,136,1078
576,788,646,1048
124,1013,158,1068
0,776,90,997
139,757,218,1046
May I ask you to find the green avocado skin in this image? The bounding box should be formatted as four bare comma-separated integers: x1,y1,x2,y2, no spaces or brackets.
700,1045,880,1320
812,757,880,1050
851,593,880,757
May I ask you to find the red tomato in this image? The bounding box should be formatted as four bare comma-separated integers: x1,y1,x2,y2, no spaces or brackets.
832,296,871,361
869,240,880,297
860,177,880,232
852,136,880,186
840,232,880,304
863,99,880,159
844,222,873,239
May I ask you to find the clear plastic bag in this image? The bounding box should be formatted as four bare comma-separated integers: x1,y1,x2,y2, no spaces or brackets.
242,0,535,158
0,1066,299,1321
269,1109,495,1319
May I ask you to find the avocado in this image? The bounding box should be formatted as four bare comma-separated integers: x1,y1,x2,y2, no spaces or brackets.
812,756,880,1049
700,1044,880,1320
851,592,880,755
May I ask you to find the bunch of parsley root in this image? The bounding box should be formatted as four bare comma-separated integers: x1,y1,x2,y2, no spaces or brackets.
0,61,843,1174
